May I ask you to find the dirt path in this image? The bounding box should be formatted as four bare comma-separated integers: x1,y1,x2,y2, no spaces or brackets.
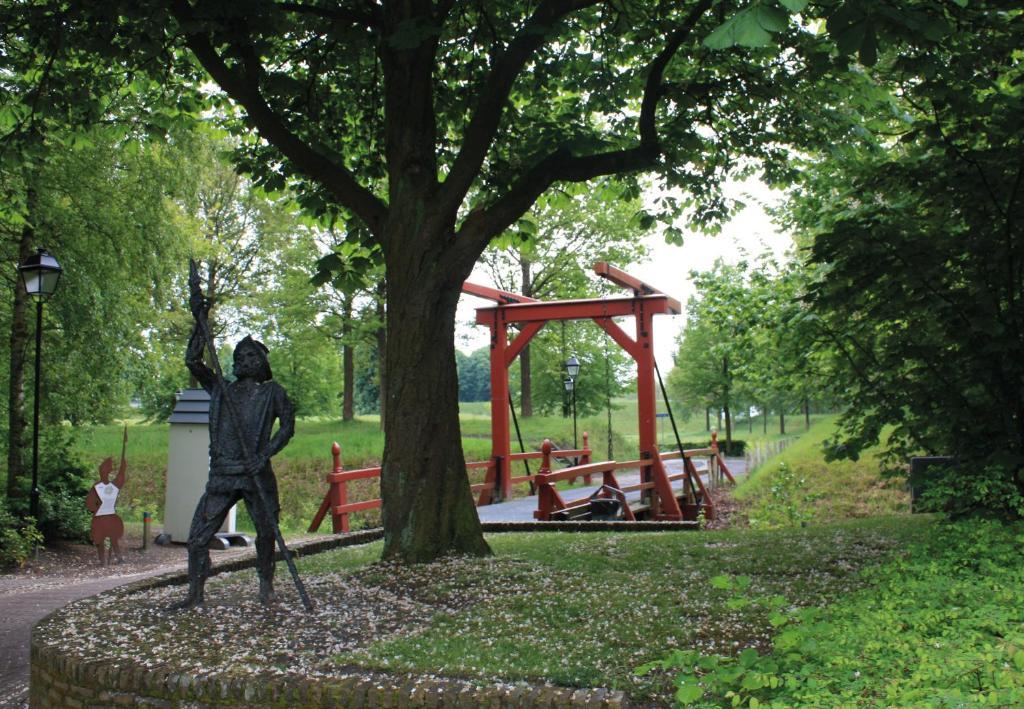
0,532,261,708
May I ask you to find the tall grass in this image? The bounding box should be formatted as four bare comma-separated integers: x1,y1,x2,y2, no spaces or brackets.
734,415,910,526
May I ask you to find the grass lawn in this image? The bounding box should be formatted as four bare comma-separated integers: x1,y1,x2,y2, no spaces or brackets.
337,519,926,702
46,411,1024,706
43,515,939,706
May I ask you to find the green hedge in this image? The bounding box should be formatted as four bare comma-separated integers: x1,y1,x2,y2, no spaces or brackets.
674,439,746,456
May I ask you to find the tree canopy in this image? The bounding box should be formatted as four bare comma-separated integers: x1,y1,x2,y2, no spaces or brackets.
4,0,1000,556
784,1,1024,517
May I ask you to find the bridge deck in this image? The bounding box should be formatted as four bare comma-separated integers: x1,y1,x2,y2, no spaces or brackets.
475,457,747,523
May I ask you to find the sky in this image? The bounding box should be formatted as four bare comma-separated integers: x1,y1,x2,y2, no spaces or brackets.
455,178,794,373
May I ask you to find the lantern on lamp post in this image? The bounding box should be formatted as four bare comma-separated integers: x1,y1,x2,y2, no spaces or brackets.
17,248,63,520
564,354,581,460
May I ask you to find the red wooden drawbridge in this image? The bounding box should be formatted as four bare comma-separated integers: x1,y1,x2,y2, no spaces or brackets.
463,262,710,520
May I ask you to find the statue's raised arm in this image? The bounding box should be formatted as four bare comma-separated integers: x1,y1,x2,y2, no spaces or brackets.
185,259,216,392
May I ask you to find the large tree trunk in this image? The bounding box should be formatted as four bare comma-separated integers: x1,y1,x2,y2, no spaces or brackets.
379,252,489,562
6,196,35,498
518,257,533,417
724,403,732,455
519,345,532,418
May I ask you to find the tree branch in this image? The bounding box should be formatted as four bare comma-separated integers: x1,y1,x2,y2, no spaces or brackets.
439,0,599,217
452,0,714,267
169,0,387,235
275,1,380,27
638,0,713,147
455,144,658,269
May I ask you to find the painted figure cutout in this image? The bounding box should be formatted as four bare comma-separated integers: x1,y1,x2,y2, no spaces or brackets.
85,426,127,565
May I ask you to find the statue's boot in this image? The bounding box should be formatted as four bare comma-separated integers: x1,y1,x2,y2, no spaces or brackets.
259,577,276,605
168,577,205,611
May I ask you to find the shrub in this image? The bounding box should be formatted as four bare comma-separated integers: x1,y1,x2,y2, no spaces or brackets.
747,462,818,528
7,425,94,543
677,439,746,456
0,498,43,567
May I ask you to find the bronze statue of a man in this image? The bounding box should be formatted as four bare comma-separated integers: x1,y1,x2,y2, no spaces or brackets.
171,297,296,609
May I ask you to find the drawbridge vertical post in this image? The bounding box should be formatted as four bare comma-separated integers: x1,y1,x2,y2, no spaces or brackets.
634,306,682,520
634,307,659,511
489,313,511,502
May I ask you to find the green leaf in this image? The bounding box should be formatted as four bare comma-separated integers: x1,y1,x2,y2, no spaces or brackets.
711,574,734,590
704,15,743,50
634,661,658,676
742,672,766,690
739,648,760,667
833,21,866,58
774,629,801,650
921,17,951,41
675,682,704,704
779,0,809,11
736,14,774,47
755,5,790,33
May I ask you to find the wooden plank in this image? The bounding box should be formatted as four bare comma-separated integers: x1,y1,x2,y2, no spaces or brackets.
593,262,682,312
542,461,613,483
508,451,545,461
335,499,380,514
327,467,381,483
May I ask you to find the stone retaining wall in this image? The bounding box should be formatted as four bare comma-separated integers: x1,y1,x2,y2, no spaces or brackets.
30,644,623,707
30,528,627,707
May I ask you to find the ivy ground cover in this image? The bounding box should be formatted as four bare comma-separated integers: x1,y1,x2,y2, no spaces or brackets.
643,517,1024,707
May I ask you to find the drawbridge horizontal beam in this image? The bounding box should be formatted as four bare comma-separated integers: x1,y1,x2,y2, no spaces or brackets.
475,294,678,325
462,281,537,304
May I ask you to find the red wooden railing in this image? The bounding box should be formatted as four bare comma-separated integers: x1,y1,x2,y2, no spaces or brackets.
532,433,735,521
308,436,592,534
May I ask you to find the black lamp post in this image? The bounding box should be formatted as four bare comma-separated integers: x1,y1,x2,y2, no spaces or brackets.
17,248,63,520
564,354,581,457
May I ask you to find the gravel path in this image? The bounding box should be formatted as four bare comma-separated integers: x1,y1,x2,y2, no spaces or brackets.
0,534,262,708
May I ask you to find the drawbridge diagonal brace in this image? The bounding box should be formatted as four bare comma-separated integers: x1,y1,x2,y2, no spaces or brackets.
506,321,545,366
593,317,640,360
